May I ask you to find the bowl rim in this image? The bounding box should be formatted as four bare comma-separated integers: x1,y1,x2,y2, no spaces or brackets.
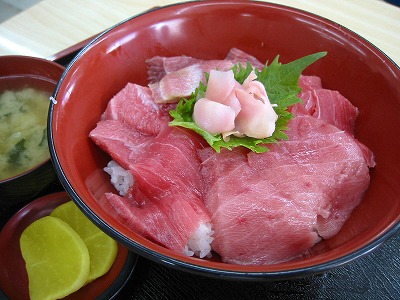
48,0,400,280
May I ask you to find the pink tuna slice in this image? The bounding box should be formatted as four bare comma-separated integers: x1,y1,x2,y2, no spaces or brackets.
96,126,212,256
249,116,374,238
148,61,239,104
292,88,359,134
146,48,265,103
104,191,211,255
89,119,153,171
225,48,265,70
146,55,203,83
149,64,203,103
200,115,374,264
199,146,319,265
146,47,262,84
298,75,323,92
102,192,185,251
127,126,206,201
104,82,171,135
146,56,234,84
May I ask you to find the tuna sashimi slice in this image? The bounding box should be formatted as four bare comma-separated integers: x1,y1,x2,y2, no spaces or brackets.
147,56,235,86
198,147,250,214
128,126,205,201
146,48,261,84
146,48,266,103
103,192,183,250
210,182,319,265
98,125,213,257
90,122,207,200
200,115,374,264
225,48,265,70
199,147,319,264
146,55,202,83
149,64,203,103
148,60,239,104
104,192,211,257
104,83,171,135
292,89,359,134
89,119,153,170
298,75,323,92
249,116,374,239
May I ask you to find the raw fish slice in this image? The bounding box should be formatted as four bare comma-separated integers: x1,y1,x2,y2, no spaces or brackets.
283,115,370,166
250,151,370,239
129,186,211,249
298,75,323,92
199,147,319,264
200,115,373,264
103,192,184,251
103,126,213,257
89,120,153,170
195,60,237,79
211,180,320,265
248,116,373,239
149,64,203,103
198,147,250,214
147,48,265,103
291,75,322,119
283,114,375,168
128,127,213,256
104,83,171,135
249,138,364,215
292,89,359,134
146,55,202,83
129,126,205,200
148,60,239,104
224,48,265,69
146,56,235,85
314,162,370,238
146,50,249,84
106,190,212,257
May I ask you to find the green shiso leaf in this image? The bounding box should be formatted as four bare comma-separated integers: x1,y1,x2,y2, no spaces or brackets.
169,51,327,153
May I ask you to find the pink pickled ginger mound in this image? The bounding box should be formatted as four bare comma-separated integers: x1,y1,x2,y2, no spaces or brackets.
192,69,278,139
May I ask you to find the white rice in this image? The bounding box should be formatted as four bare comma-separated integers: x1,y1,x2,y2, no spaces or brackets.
104,160,134,196
184,222,214,258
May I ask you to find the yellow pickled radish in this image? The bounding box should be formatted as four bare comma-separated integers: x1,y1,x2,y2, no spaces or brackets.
20,216,90,300
50,201,118,283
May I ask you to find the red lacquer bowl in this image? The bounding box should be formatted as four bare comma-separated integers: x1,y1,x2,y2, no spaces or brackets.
48,1,400,279
0,192,137,299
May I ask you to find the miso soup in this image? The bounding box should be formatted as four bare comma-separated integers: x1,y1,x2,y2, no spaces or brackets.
0,88,50,180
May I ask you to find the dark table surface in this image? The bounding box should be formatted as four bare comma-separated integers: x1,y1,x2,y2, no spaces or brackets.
119,237,399,300
1,50,399,300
